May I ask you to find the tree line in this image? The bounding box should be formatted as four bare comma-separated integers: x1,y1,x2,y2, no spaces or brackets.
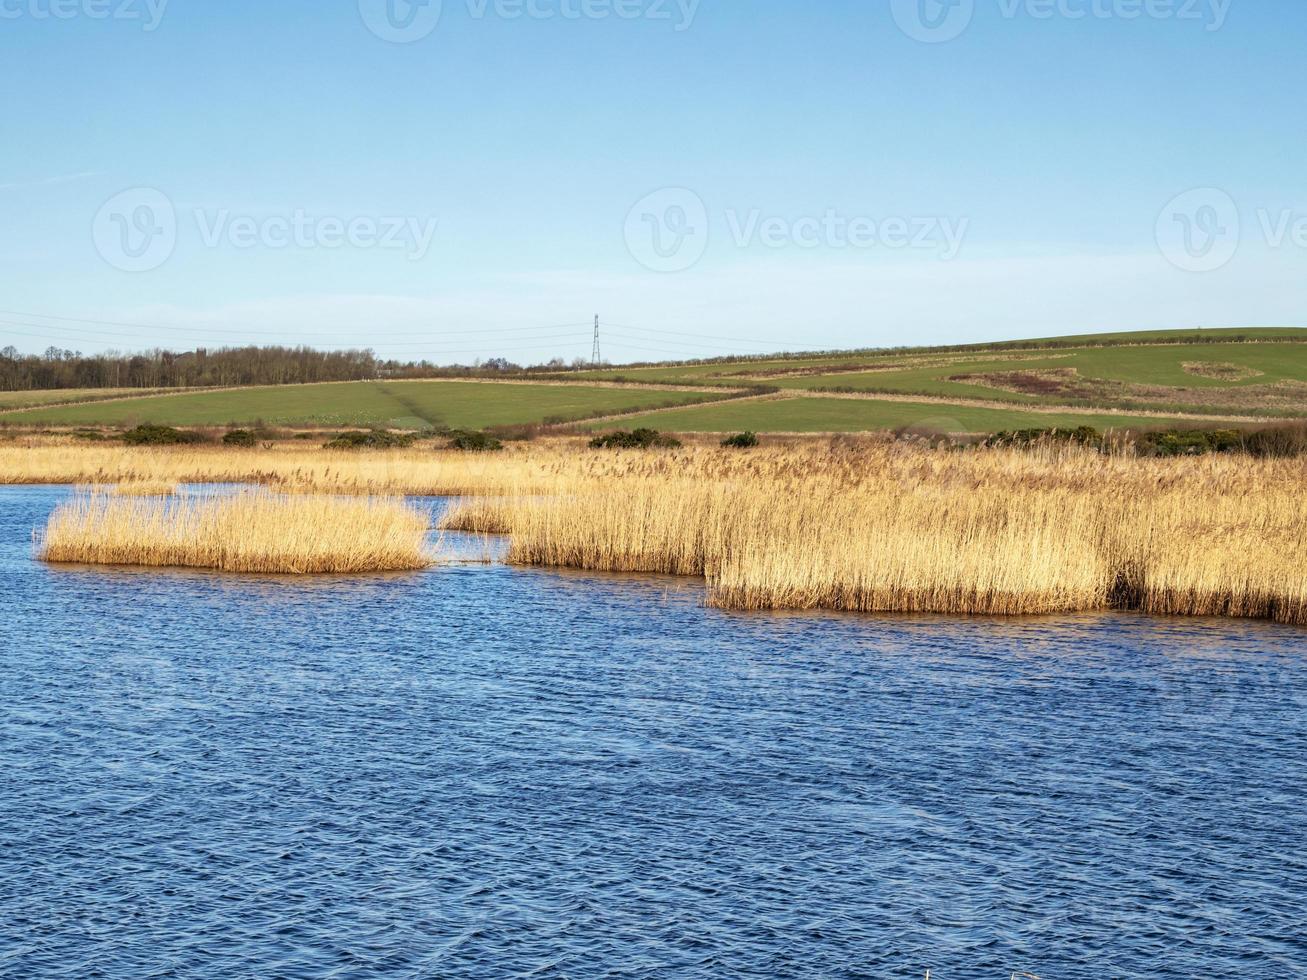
0,344,611,391
0,346,384,391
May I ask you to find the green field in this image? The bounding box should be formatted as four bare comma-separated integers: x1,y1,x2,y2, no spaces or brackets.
585,396,1190,435
574,332,1307,419
763,344,1307,401
0,387,176,412
4,329,1306,434
0,381,728,429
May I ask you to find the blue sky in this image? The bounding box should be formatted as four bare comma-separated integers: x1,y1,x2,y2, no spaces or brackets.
1,0,1303,364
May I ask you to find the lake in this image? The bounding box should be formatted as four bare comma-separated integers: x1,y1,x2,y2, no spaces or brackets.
1,486,1304,978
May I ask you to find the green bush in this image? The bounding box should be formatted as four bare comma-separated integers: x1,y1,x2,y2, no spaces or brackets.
1135,428,1242,457
121,424,207,446
323,430,416,450
721,431,759,449
446,430,504,452
223,429,258,447
589,428,682,450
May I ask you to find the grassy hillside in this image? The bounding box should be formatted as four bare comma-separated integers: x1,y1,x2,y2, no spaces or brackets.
1,381,730,429
3,329,1304,434
576,333,1307,420
583,396,1200,435
0,387,177,412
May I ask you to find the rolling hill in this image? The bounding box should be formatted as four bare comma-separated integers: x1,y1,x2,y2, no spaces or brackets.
3,329,1305,434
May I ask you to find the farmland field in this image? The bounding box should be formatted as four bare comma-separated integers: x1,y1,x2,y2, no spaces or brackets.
0,380,730,429
582,394,1195,434
0,387,176,412
575,332,1307,419
3,330,1306,433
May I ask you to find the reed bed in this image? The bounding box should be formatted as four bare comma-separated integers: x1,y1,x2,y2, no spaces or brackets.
0,442,577,496
441,443,1307,625
110,479,180,497
438,497,517,534
39,491,431,574
7,438,1307,622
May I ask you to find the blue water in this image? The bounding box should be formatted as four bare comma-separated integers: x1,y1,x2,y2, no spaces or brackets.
1,486,1304,978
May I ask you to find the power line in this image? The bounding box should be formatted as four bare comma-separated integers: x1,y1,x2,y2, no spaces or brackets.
0,309,595,340
0,305,844,364
0,320,592,354
604,331,804,358
607,322,844,351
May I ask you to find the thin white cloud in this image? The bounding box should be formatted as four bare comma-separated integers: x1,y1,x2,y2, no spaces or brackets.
0,171,104,192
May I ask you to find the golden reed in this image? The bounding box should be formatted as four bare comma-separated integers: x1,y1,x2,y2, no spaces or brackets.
441,442,1307,626
39,490,431,574
109,479,180,496
5,438,1304,620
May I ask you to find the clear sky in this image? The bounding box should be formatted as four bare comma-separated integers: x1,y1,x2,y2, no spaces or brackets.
1,0,1303,364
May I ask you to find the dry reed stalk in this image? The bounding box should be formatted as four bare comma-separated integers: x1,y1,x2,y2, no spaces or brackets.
436,497,517,534
111,480,180,497
709,485,1114,615
39,490,431,574
1127,487,1307,624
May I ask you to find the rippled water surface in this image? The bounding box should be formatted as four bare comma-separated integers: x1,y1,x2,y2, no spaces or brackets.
1,486,1305,978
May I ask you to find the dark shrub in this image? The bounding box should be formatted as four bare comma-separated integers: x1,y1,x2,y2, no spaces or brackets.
121,424,207,446
589,428,682,450
1135,428,1242,457
72,428,108,442
487,423,540,442
323,429,416,450
1242,423,1307,458
223,429,257,447
446,430,504,452
986,426,1102,449
721,431,759,449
